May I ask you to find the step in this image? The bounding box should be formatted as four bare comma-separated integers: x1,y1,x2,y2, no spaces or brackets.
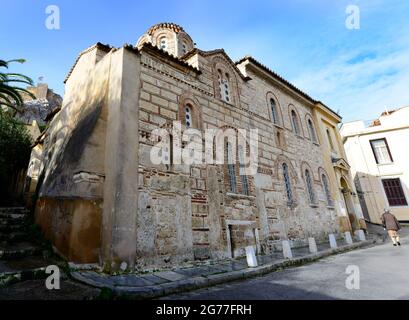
0,212,27,219
0,242,42,260
0,232,28,242
0,255,62,287
0,217,27,226
0,224,26,233
0,207,29,215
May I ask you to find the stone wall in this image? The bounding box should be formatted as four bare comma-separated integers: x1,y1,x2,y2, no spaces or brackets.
136,47,341,268
35,47,141,266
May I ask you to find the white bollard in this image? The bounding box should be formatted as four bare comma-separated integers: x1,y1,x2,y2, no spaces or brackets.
329,234,338,249
245,246,258,268
345,231,353,245
282,240,293,259
308,237,318,254
356,230,366,242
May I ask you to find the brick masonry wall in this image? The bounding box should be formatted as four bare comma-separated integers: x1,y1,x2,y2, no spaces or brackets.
136,48,340,269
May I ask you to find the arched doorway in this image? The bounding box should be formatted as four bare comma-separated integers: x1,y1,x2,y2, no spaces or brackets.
340,177,358,232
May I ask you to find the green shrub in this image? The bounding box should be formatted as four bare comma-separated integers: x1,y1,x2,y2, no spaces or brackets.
0,109,32,202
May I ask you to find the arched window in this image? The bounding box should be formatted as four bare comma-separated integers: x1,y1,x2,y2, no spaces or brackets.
326,128,334,150
238,145,249,196
291,110,300,135
224,74,231,103
305,169,315,204
218,70,231,103
184,104,192,128
159,36,167,50
163,134,173,171
217,70,223,99
308,119,318,143
283,163,293,205
322,174,333,206
178,94,202,130
227,142,237,193
181,41,187,55
270,99,278,124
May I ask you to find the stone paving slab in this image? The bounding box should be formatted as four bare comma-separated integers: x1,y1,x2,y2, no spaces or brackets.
139,274,170,285
256,255,275,265
110,274,156,287
218,260,248,271
174,266,215,278
317,243,331,251
173,266,208,278
154,271,187,282
204,263,235,273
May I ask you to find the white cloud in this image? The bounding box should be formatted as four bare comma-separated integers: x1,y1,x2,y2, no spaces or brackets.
291,42,409,122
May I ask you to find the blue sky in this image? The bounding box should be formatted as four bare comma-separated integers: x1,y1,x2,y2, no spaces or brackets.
1,0,409,122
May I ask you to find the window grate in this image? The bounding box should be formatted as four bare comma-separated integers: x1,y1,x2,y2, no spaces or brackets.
382,178,407,206
227,142,237,193
271,99,278,124
283,163,293,205
238,146,249,196
322,174,333,206
305,169,315,204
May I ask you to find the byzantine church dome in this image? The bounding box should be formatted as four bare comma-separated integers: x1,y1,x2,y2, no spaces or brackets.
136,22,195,58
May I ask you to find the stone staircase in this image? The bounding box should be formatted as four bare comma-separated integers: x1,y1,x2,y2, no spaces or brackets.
0,207,61,287
0,207,30,245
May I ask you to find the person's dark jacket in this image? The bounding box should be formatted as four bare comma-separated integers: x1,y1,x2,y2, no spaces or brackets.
381,212,401,231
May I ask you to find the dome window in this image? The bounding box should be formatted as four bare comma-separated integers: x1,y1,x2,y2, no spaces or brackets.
182,42,187,55
159,36,167,50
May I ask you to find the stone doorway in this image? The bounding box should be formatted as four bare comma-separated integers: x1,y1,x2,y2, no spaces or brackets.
226,220,259,258
340,177,358,232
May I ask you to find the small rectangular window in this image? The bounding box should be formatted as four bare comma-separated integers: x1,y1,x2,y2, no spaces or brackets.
370,138,393,164
382,178,407,206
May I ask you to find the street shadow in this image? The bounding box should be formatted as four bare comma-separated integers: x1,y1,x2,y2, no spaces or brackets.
160,281,338,300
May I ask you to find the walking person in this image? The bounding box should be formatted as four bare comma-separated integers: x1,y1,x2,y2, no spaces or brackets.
381,209,401,246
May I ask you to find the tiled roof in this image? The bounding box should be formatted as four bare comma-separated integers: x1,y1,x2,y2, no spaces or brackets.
147,22,185,35
236,55,341,120
62,32,340,121
183,48,250,81
140,42,201,73
64,41,200,85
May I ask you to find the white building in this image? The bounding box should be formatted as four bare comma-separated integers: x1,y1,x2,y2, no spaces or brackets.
340,106,409,224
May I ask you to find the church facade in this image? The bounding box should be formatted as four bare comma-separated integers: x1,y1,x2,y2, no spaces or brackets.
31,23,365,272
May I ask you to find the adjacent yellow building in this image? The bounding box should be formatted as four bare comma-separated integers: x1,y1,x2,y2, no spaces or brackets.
314,103,366,233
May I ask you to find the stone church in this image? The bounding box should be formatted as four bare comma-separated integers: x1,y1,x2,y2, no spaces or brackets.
29,23,365,272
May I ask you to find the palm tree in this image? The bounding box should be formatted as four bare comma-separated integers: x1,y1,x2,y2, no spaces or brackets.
0,59,36,113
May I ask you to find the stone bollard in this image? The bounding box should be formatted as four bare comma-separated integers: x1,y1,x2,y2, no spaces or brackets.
356,229,366,242
329,234,338,249
345,231,353,245
282,240,293,259
308,237,318,254
245,246,258,268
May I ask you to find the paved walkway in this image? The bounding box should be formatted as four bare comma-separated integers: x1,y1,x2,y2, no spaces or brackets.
71,235,375,299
